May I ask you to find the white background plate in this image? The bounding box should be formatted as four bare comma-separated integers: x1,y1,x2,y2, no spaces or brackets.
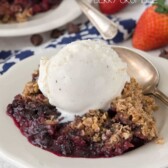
0,0,82,37
0,47,168,168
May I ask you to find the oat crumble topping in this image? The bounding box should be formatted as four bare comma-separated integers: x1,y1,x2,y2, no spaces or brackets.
7,71,160,158
155,137,165,144
0,0,62,23
112,78,158,141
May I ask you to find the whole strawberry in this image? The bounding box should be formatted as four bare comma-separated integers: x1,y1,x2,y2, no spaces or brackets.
132,0,168,51
99,0,128,14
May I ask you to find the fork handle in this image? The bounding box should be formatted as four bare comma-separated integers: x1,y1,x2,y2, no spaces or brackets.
76,0,118,40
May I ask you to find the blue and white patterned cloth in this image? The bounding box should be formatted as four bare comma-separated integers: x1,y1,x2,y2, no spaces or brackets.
0,17,136,75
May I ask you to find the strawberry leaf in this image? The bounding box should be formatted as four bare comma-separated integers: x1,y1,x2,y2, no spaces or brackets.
157,0,165,5
155,6,167,13
153,0,168,13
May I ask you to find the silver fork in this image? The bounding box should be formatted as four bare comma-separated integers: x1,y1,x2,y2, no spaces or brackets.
76,0,118,40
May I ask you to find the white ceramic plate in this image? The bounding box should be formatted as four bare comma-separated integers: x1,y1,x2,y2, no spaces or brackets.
0,47,168,168
0,0,83,37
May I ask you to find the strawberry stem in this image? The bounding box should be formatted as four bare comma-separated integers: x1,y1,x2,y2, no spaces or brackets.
153,0,168,13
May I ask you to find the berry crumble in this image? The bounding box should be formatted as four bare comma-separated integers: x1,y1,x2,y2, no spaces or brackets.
6,70,159,158
0,0,62,23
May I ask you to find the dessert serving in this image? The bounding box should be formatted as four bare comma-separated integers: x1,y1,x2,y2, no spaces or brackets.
0,0,62,23
7,40,159,158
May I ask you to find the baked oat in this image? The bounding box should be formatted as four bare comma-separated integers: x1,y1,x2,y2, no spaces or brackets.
0,0,62,23
6,71,159,158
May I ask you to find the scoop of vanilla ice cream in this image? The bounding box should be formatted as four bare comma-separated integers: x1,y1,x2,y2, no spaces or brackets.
38,40,129,117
